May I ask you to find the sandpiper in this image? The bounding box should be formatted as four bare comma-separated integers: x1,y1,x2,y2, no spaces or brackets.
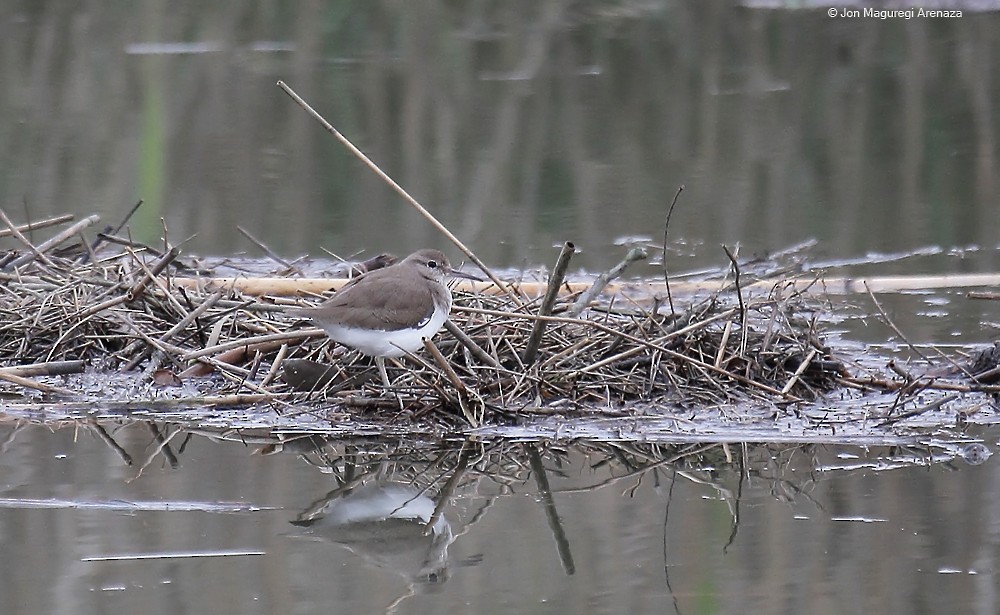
288,249,478,386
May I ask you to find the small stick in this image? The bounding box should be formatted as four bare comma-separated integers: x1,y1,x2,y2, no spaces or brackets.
122,291,225,371
0,209,59,270
0,394,290,417
968,291,1000,300
6,214,101,270
184,357,268,393
780,348,817,395
261,344,289,387
878,393,961,427
244,350,265,389
180,343,288,381
566,247,648,317
125,250,187,320
423,338,468,396
0,214,75,238
444,319,500,368
864,284,932,363
126,246,181,301
523,241,575,365
722,245,745,322
114,317,191,365
181,329,321,361
130,426,186,481
0,361,86,377
81,200,143,263
148,422,180,469
74,247,181,320
837,375,1000,394
237,225,294,269
276,80,520,304
0,372,76,397
76,231,100,267
888,360,913,381
714,321,733,368
160,217,170,258
94,232,164,257
113,200,144,235
661,185,684,318
722,245,747,358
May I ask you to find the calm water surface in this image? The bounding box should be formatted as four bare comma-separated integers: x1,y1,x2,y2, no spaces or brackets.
3,2,1000,613
3,1,999,272
1,423,997,614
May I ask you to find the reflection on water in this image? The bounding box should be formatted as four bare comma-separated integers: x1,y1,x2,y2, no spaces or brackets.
291,482,454,585
0,420,998,614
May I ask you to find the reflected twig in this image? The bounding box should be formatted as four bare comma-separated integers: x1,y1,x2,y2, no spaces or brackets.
424,443,472,535
129,426,185,481
526,443,575,575
722,445,746,554
662,476,681,615
0,422,26,455
87,420,133,466
147,422,179,469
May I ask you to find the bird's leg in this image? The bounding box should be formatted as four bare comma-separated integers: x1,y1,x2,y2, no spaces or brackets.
376,356,404,409
376,356,391,388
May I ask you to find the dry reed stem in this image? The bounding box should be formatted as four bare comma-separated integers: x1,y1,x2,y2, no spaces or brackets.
0,372,76,396
523,241,575,365
6,215,100,270
277,80,519,305
0,214,75,238
566,246,647,317
170,272,1000,298
0,361,86,377
0,209,59,270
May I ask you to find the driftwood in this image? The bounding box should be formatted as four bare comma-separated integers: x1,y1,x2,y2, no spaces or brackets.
169,271,1000,298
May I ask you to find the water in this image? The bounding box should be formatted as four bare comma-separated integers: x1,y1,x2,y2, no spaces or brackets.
3,2,999,272
0,423,997,614
3,1,1000,612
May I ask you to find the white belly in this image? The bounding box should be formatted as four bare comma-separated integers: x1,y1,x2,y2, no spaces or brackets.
320,306,449,357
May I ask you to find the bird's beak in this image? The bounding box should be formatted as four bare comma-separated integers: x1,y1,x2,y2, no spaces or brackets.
449,267,485,282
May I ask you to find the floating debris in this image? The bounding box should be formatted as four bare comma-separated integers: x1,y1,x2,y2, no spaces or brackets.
0,212,996,434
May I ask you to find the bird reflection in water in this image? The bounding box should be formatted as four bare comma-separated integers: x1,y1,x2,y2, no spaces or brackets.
290,482,454,584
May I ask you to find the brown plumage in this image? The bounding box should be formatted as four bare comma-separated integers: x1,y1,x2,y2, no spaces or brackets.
287,249,475,359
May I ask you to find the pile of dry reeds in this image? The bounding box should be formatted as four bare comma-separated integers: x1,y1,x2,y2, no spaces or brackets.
0,212,855,426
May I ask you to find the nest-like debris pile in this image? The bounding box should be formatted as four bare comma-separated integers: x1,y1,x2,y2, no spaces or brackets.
415,286,840,412
279,283,843,426
0,217,849,426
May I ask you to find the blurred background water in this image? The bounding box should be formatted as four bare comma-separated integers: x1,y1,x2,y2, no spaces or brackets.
2,0,998,273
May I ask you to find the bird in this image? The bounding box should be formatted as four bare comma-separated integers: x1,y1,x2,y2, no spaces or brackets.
287,249,479,387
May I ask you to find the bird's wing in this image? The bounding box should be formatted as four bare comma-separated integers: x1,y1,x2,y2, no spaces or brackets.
319,274,436,332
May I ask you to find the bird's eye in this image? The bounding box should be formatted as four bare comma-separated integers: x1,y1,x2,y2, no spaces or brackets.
427,260,438,269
